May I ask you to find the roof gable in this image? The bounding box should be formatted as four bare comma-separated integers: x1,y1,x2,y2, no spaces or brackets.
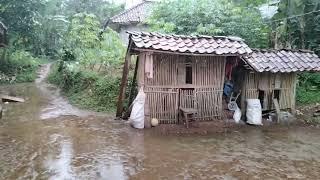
111,1,155,25
243,49,320,73
128,31,252,55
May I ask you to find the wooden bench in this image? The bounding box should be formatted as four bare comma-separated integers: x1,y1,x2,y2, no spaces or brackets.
179,107,198,128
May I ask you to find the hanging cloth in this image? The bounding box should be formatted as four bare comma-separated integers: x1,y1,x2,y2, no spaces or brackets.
145,52,153,79
225,62,233,80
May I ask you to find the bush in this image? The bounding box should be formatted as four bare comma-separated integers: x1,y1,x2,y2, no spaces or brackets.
0,49,41,83
296,72,320,105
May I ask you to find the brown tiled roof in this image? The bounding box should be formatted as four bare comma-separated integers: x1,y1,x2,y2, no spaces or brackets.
128,31,252,55
243,49,320,73
111,1,155,25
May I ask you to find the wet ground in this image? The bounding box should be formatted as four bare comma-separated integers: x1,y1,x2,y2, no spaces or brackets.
1,65,320,179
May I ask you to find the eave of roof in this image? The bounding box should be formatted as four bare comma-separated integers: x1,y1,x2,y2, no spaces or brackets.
243,49,320,73
110,0,155,25
128,31,252,56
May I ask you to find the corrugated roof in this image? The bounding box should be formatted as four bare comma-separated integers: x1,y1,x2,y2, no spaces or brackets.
244,49,320,73
128,31,252,55
110,1,155,25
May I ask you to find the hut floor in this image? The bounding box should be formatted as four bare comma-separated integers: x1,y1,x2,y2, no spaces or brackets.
147,98,304,135
149,117,304,135
152,120,239,135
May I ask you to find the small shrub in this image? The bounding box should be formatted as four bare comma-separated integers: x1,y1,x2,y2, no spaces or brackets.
0,49,41,83
297,72,320,105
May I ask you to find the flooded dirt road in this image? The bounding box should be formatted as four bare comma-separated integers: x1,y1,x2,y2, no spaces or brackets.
1,65,320,179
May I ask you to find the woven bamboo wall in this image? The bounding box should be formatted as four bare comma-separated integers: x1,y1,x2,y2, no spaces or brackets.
180,88,223,121
144,53,226,124
242,71,296,111
144,87,179,124
145,55,226,88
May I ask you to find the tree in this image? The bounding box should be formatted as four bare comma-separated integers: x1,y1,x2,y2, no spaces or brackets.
149,0,270,48
272,0,320,52
65,13,125,70
0,0,46,51
63,0,124,22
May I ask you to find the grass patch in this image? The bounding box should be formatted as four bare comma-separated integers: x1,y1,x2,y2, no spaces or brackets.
296,72,320,105
47,62,125,112
296,87,320,105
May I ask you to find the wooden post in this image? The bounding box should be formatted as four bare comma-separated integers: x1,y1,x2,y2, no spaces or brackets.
273,98,280,123
123,56,139,120
116,53,131,118
291,73,297,115
128,56,139,107
144,100,151,128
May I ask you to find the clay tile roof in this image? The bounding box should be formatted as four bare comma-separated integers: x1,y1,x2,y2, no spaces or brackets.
110,1,155,25
243,49,320,73
128,31,252,55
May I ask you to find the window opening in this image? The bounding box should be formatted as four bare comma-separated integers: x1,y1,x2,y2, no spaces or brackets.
185,57,192,84
273,90,281,102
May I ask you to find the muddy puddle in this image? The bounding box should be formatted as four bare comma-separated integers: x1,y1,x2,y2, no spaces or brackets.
1,65,320,179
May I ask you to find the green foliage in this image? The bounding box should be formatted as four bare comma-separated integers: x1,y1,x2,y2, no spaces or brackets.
0,49,41,83
233,0,268,7
48,62,122,112
0,0,46,50
63,0,124,22
296,72,320,104
272,0,320,52
272,0,320,105
149,0,270,48
0,0,124,57
65,13,125,69
298,72,320,88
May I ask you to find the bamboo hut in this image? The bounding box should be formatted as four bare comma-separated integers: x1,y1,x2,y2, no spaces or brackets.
116,31,252,124
117,32,320,127
241,49,320,113
0,21,7,48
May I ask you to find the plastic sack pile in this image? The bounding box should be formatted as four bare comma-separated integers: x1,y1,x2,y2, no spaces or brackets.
129,88,145,129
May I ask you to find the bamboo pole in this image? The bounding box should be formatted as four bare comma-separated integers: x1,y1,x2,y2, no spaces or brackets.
128,56,139,107
123,56,140,120
116,53,132,118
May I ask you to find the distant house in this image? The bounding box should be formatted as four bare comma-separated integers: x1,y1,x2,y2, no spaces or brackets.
0,21,7,47
109,0,156,44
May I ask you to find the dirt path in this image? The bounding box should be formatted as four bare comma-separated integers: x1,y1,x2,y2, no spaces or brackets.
36,63,106,119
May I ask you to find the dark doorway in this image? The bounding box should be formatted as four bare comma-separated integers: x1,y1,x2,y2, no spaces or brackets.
258,90,265,109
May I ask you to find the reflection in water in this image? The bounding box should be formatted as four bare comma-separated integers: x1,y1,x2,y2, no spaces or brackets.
45,138,74,180
97,160,126,180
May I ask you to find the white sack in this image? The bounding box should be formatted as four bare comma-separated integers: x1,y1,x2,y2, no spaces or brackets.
233,107,241,124
246,99,263,125
129,88,145,129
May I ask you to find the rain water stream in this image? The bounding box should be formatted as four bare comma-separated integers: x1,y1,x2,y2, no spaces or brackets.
0,64,320,179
